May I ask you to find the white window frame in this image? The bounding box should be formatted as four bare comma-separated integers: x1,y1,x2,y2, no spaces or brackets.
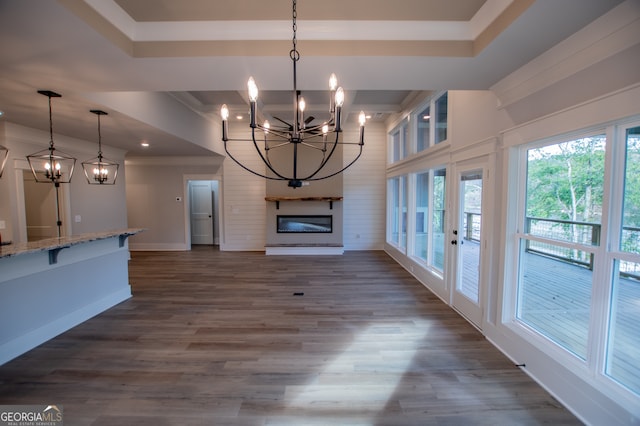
504,120,640,405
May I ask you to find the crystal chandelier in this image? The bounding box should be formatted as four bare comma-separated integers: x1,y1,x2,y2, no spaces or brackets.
82,110,119,185
221,0,365,188
27,90,76,184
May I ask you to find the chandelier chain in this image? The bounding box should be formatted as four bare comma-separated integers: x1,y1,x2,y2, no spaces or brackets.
48,96,54,149
290,0,299,61
97,114,103,157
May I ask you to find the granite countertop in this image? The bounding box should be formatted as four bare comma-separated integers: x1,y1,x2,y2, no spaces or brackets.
0,228,144,259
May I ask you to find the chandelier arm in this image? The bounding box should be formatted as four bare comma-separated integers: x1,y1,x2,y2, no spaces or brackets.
300,131,342,180
305,145,364,182
223,140,284,181
266,141,291,150
250,128,291,180
299,142,327,152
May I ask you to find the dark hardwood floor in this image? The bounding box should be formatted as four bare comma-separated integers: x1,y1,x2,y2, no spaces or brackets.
0,247,581,425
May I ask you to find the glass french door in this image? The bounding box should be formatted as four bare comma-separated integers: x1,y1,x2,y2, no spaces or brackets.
450,164,486,328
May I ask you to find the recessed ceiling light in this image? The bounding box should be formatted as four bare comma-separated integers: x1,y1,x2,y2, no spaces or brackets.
141,142,150,147
0,111,4,117
236,115,243,120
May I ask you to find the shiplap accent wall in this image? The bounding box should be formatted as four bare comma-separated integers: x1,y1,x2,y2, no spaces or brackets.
221,129,266,251
343,122,387,250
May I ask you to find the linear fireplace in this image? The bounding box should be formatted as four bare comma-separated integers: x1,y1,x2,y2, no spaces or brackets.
277,215,332,233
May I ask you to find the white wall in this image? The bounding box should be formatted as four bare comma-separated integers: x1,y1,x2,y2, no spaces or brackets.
125,157,222,250
220,127,267,251
343,122,386,250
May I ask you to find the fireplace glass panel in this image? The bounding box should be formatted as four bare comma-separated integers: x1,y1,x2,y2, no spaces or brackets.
277,215,333,233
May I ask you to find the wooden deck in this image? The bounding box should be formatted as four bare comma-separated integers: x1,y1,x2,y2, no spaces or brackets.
517,249,640,394
0,248,580,425
460,240,639,394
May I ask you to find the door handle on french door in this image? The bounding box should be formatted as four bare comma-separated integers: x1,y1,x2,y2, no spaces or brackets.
451,240,458,245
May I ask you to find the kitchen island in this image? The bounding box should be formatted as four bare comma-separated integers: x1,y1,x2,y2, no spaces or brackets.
0,228,143,365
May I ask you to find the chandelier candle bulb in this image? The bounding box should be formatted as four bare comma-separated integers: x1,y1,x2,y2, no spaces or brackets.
329,73,338,112
247,77,258,102
299,97,306,129
248,77,258,128
334,87,344,133
359,111,366,145
221,104,229,141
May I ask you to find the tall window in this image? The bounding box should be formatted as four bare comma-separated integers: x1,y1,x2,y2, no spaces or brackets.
517,135,606,359
388,176,407,249
513,123,640,397
605,125,640,395
413,168,446,272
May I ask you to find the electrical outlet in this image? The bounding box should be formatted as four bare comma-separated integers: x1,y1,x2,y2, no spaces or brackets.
74,215,82,223
0,220,5,230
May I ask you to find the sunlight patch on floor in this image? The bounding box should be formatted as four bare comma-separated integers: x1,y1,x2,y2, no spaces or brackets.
284,321,431,420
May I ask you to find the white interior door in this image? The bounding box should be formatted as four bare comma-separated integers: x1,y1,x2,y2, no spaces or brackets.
189,181,214,245
450,164,486,328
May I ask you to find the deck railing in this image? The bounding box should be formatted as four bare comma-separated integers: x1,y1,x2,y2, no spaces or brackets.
460,214,640,279
525,217,600,269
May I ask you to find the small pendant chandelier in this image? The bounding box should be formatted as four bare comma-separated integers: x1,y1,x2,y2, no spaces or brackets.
221,0,366,189
82,110,119,185
0,144,8,178
27,90,76,184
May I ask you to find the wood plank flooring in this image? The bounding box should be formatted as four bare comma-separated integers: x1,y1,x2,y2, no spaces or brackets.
0,247,581,425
